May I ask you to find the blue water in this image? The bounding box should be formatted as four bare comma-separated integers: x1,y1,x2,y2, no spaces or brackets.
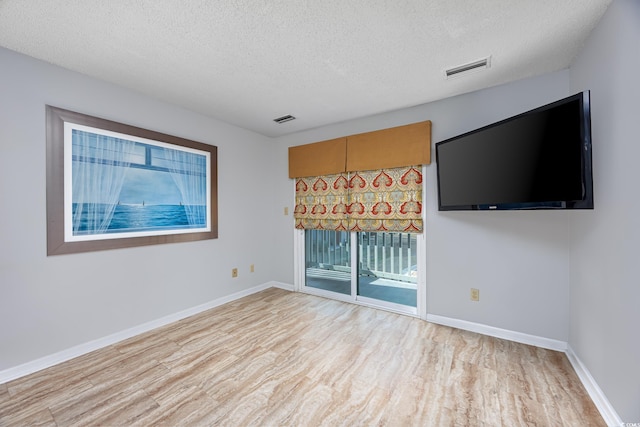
73,203,205,235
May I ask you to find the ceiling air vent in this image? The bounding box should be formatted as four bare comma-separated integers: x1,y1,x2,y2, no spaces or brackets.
273,115,296,124
445,57,491,79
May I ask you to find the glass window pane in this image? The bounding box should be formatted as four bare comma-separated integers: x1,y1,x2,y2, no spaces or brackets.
128,143,146,165
357,232,417,307
305,229,351,295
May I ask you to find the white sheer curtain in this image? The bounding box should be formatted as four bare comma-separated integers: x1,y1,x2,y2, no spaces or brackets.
166,148,207,227
72,131,134,235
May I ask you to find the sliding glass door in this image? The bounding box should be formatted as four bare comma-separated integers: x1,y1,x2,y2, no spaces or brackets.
302,229,420,315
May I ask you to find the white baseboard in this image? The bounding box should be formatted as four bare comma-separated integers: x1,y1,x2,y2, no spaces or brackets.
565,345,623,427
0,281,289,385
426,314,567,351
271,281,294,292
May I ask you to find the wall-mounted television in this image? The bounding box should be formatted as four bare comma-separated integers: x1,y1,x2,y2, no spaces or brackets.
436,91,593,211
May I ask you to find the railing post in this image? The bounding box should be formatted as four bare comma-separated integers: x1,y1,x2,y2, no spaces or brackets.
391,233,395,275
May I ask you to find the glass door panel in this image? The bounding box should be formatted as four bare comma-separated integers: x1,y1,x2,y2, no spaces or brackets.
357,232,417,307
304,229,351,295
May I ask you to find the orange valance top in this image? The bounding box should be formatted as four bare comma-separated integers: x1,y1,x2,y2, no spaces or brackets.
288,137,346,178
288,121,431,178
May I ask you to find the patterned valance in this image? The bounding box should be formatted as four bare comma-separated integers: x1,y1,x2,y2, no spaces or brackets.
295,166,423,233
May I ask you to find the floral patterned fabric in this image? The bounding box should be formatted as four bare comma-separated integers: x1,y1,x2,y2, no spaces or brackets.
294,173,350,231
294,166,423,233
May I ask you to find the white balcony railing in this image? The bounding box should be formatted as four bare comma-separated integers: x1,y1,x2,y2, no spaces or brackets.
305,230,417,284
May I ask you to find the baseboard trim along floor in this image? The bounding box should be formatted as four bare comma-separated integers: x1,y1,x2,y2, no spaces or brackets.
0,281,288,384
0,282,620,424
565,345,623,426
425,314,567,352
424,314,623,425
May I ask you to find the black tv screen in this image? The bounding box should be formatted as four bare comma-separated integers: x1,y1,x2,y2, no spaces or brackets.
436,91,593,211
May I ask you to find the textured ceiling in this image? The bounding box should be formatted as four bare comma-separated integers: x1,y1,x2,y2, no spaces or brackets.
0,0,612,137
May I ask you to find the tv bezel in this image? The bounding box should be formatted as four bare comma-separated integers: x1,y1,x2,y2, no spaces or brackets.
435,91,593,211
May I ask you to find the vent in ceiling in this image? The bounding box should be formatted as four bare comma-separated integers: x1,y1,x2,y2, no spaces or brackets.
445,57,491,79
273,115,296,124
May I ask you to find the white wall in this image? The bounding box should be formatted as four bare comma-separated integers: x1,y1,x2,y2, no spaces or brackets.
569,0,640,422
0,47,278,371
275,71,573,341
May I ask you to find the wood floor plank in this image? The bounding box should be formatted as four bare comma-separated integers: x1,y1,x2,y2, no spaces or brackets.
131,387,220,427
49,361,166,425
0,288,605,426
0,407,57,427
0,375,94,421
52,387,159,427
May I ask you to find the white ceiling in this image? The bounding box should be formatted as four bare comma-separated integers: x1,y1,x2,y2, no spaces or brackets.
0,0,611,137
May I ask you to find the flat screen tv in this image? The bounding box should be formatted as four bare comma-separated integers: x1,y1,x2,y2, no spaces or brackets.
436,91,593,211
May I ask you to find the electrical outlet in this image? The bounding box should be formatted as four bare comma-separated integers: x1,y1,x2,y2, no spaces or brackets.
250,264,255,273
232,268,238,278
470,288,480,302
284,207,289,215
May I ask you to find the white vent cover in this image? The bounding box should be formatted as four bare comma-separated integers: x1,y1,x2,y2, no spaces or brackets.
445,57,491,79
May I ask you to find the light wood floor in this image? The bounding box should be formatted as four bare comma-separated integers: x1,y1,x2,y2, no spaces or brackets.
1,288,604,426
